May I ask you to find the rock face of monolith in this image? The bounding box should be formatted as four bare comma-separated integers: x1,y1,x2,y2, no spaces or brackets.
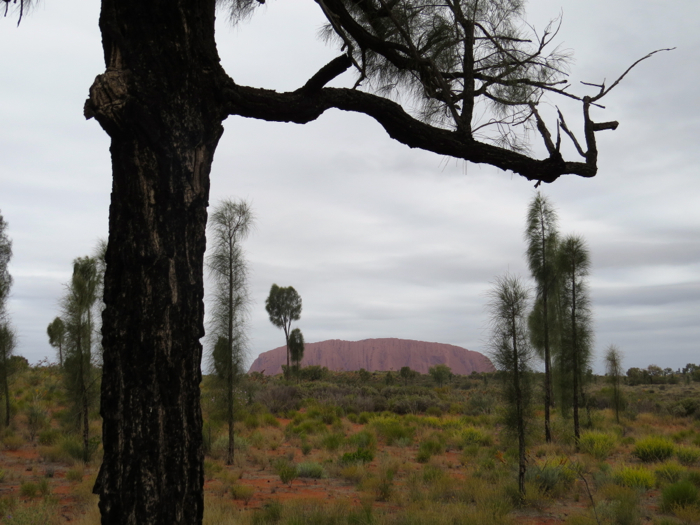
248,338,494,376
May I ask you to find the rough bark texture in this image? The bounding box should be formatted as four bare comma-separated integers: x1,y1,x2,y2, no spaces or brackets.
87,1,225,523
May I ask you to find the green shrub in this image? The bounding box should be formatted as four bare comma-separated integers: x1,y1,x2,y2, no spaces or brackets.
416,438,444,463
66,468,84,482
230,484,255,504
525,460,575,495
677,446,700,466
274,459,298,485
686,470,700,487
461,426,492,447
613,465,655,489
261,413,280,428
655,461,686,485
38,429,61,446
346,429,377,451
341,448,374,465
19,481,38,498
371,418,414,446
296,462,325,479
2,434,24,451
251,501,283,525
633,436,675,462
661,480,698,512
244,413,260,429
320,432,344,452
357,412,371,425
59,435,85,461
579,431,618,460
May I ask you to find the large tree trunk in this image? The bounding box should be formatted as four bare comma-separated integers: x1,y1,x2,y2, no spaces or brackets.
87,1,226,523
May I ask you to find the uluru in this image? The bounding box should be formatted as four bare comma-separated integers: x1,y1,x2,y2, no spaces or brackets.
248,338,495,376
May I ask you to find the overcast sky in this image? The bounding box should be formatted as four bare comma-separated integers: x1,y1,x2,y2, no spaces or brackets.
1,0,698,373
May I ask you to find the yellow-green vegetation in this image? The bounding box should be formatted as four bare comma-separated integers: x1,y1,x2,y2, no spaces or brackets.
578,430,618,460
613,465,656,489
633,436,676,462
2,362,700,524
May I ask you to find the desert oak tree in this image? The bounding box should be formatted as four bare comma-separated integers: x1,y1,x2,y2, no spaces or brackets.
487,273,533,498
265,284,303,379
4,0,665,523
524,192,559,443
206,198,253,465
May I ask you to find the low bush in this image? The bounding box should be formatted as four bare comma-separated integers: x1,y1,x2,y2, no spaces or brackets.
296,462,325,479
579,431,618,460
320,432,344,452
66,468,84,482
19,481,39,498
655,461,686,485
229,484,255,504
417,438,444,463
38,428,61,446
613,465,655,489
340,448,374,465
525,460,575,496
461,426,492,447
2,434,24,451
677,446,700,466
633,436,675,462
660,480,698,512
274,459,298,485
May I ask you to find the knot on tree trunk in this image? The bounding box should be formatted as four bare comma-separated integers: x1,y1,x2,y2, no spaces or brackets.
84,69,133,133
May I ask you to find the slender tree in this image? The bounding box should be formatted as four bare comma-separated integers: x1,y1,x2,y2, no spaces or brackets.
288,327,305,383
206,198,253,465
265,285,302,379
0,211,14,428
557,235,593,445
0,323,15,427
47,317,66,367
605,345,625,424
487,274,533,498
524,192,559,443
5,2,663,522
62,256,100,463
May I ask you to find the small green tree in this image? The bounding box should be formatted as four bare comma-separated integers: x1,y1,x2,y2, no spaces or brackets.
0,323,15,427
557,235,593,445
524,192,560,443
62,256,100,462
265,285,302,379
487,274,533,498
399,366,416,386
288,328,305,383
0,211,13,428
605,345,625,424
428,364,452,387
47,317,66,367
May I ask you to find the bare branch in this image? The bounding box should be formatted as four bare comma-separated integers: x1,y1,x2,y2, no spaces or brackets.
590,48,675,101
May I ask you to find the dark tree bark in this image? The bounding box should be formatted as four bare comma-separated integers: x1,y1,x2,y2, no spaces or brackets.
87,1,226,523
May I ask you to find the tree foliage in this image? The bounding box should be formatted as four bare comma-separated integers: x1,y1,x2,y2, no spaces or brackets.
0,322,15,427
47,317,66,367
428,364,452,387
524,192,559,442
556,234,593,444
0,210,14,428
605,344,625,424
288,327,305,382
61,256,101,462
487,273,533,497
265,284,302,378
206,198,253,465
